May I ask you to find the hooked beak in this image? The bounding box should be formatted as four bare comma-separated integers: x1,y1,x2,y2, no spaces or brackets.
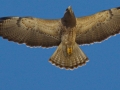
66,6,73,13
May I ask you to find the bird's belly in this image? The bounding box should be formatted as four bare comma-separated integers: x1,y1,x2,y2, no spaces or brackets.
61,29,76,56
61,30,76,45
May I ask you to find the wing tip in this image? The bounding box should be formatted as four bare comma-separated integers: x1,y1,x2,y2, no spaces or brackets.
116,7,120,9
0,17,20,21
0,17,13,20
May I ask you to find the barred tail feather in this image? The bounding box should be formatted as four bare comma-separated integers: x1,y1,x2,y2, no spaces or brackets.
49,43,88,70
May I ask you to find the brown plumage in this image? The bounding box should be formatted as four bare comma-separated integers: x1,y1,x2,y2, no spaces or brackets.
0,6,120,70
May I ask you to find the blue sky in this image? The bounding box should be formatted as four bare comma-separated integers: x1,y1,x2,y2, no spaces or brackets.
0,0,120,90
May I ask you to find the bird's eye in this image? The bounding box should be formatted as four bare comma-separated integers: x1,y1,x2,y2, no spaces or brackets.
66,8,68,11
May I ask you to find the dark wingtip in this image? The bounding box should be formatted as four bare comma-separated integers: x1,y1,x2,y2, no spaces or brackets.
0,17,16,23
0,17,13,20
116,7,120,9
0,17,21,22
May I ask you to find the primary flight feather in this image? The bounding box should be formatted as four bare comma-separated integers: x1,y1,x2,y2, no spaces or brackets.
0,6,120,70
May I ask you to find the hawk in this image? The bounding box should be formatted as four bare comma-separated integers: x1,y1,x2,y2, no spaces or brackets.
0,6,120,70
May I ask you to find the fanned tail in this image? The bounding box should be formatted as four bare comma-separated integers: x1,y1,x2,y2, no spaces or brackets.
49,43,88,70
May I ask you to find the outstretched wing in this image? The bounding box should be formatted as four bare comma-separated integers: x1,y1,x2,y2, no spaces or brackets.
0,17,61,47
76,7,120,45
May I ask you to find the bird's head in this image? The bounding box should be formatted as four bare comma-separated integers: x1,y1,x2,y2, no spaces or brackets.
61,6,76,28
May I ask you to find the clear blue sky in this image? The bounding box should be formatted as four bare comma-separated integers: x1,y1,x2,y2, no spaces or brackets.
0,0,120,90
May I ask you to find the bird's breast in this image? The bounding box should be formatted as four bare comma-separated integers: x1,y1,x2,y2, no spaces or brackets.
61,27,76,45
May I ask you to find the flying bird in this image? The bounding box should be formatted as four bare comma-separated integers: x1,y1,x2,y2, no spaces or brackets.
0,6,120,70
